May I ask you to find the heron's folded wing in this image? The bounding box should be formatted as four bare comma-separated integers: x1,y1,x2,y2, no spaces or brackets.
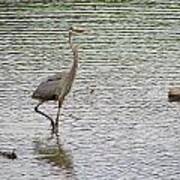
45,71,67,82
32,76,65,100
32,71,67,100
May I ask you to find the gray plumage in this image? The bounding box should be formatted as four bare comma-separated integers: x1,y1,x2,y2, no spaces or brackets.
32,71,67,101
32,27,84,134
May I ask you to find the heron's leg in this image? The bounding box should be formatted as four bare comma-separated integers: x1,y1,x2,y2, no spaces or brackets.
34,101,55,133
55,101,62,128
55,98,64,133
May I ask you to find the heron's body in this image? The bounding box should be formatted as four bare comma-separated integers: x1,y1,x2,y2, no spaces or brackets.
32,72,66,101
32,27,82,134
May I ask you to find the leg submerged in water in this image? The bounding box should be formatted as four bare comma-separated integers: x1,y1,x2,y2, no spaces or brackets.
34,101,55,133
55,97,64,134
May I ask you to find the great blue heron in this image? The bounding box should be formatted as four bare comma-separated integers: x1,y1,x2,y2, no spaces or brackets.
32,27,86,133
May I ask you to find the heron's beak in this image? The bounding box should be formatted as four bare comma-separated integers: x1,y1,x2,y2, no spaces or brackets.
71,27,90,35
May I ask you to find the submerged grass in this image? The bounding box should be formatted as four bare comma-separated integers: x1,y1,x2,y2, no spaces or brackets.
95,0,134,2
4,0,136,13
15,3,73,12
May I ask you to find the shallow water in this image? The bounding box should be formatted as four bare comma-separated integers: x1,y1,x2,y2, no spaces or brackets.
0,1,180,179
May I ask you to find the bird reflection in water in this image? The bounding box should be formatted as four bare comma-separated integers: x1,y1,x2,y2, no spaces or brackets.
33,133,73,171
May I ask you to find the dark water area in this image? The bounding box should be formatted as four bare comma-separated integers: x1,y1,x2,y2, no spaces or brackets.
0,1,180,179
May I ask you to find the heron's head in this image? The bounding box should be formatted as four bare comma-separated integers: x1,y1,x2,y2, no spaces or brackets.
69,26,88,36
68,26,89,47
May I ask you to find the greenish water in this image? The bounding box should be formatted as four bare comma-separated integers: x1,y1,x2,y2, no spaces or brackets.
0,1,180,180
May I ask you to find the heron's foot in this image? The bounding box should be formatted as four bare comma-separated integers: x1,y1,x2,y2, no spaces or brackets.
55,117,59,128
54,125,59,136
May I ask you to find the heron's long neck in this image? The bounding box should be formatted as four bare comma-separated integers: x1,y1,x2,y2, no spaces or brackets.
68,31,78,80
69,31,73,49
69,47,78,79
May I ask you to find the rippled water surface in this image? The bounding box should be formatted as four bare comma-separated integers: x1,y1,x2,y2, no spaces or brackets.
0,1,180,179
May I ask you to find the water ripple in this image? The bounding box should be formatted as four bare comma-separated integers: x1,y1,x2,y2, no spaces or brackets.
0,1,180,180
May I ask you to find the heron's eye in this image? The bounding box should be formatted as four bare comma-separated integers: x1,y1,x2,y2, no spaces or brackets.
69,27,73,31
